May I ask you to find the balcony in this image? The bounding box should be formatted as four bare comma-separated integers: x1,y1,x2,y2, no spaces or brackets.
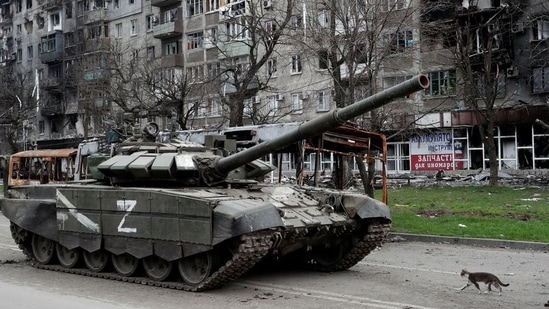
82,37,110,52
40,49,63,63
153,19,184,39
41,99,65,117
42,0,63,10
161,54,184,67
84,69,109,81
83,8,109,24
42,76,62,90
0,50,16,63
151,0,180,8
40,32,64,63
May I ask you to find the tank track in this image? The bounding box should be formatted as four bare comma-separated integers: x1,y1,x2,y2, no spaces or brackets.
30,230,274,292
311,222,391,272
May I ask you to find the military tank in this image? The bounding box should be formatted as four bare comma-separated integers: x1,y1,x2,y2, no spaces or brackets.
1,75,428,291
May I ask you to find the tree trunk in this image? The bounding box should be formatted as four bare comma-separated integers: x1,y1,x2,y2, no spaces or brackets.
228,95,244,127
479,120,499,186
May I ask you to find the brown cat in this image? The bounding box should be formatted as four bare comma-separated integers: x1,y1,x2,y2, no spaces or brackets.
458,269,509,296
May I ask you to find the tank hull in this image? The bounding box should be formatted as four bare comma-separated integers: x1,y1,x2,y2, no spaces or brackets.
1,183,390,290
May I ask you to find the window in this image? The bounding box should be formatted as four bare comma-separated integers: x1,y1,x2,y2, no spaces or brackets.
291,93,303,112
226,19,249,40
355,43,368,64
291,55,302,74
318,49,329,70
64,32,75,46
187,0,204,17
39,121,45,134
381,0,408,12
533,20,549,41
114,0,119,8
267,95,278,113
267,58,277,76
65,2,72,19
317,90,330,111
115,23,122,38
164,8,177,22
49,64,61,78
17,48,22,62
164,41,178,55
318,10,328,28
26,0,31,9
195,104,207,118
147,46,155,61
146,15,155,32
187,32,203,50
289,15,303,29
207,62,220,79
385,30,413,54
129,0,134,4
207,0,219,11
130,19,138,36
425,70,456,96
204,27,217,48
50,13,60,26
27,45,33,60
210,99,221,116
533,66,549,94
37,16,45,29
87,23,108,39
131,50,139,63
186,65,204,82
265,20,276,34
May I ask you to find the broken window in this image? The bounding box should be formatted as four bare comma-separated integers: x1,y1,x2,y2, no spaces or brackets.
532,66,549,94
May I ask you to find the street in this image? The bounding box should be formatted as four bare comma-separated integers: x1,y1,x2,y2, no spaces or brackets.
0,215,547,309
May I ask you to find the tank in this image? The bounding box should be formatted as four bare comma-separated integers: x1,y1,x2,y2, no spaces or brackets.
0,75,429,291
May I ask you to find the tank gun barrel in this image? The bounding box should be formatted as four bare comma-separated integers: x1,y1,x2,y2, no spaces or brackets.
214,74,429,176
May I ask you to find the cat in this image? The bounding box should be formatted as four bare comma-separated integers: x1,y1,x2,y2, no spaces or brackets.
458,269,509,296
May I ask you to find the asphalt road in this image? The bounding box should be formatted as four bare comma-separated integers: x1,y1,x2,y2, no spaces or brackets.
0,215,548,308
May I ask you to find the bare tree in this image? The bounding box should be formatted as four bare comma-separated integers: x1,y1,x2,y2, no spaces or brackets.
0,67,35,153
292,0,419,131
216,0,297,126
454,3,522,185
101,40,205,132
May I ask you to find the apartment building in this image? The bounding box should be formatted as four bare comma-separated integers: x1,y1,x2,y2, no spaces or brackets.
1,0,549,175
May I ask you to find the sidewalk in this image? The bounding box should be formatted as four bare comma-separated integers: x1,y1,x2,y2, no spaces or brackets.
389,232,549,251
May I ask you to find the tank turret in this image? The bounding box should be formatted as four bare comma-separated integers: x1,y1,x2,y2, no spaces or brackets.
1,75,429,292
95,74,429,186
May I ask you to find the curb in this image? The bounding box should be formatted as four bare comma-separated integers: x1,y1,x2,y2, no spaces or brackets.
388,232,549,252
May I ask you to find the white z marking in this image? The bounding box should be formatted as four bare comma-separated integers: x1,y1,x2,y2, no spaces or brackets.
117,200,137,233
57,191,100,233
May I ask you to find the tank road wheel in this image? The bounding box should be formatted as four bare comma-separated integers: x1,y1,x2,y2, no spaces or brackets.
143,255,173,281
177,252,215,286
83,249,109,272
56,244,81,268
112,253,139,277
31,234,56,265
311,239,352,269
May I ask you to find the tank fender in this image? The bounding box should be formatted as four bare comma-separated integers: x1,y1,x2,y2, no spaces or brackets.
342,193,391,221
212,200,283,245
0,198,58,240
